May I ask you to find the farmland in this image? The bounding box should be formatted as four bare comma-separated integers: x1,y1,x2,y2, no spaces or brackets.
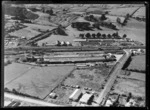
5,64,75,99
126,55,145,72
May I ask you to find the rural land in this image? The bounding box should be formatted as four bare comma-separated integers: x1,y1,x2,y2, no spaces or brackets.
3,4,146,107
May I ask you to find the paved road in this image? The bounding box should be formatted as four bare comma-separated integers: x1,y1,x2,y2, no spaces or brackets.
95,49,131,105
4,92,62,107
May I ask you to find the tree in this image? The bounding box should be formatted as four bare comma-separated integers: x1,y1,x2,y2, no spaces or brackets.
97,32,101,39
12,89,17,93
91,33,96,39
85,33,91,39
56,40,61,46
112,33,116,38
122,34,127,39
116,17,121,24
4,87,9,92
49,9,53,15
107,34,112,39
102,34,106,39
100,14,107,21
115,32,119,38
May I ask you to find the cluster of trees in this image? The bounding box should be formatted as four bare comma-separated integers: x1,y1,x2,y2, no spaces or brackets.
84,14,107,22
84,15,98,22
53,25,68,36
99,22,118,30
79,32,127,39
5,6,39,20
117,14,130,26
5,21,26,34
92,23,102,30
133,16,145,22
100,14,107,21
20,56,37,62
71,22,92,31
45,9,54,15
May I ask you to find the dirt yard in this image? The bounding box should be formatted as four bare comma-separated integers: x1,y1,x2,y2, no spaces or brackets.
113,78,145,98
63,64,113,92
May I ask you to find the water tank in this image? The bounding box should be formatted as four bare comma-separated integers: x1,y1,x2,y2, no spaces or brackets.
61,41,65,45
66,41,70,45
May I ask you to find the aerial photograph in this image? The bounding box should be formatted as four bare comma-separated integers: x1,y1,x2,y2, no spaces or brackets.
3,3,146,107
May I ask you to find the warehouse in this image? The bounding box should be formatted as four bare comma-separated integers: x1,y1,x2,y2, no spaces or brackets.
79,93,93,104
69,89,82,102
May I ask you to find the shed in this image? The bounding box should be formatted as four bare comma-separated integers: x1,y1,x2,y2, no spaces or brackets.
69,89,82,101
49,93,57,99
79,93,93,104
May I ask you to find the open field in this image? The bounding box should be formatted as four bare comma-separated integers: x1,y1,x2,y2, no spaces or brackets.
119,70,145,81
63,64,113,92
127,55,145,72
133,7,146,17
4,63,33,85
112,78,145,97
5,64,75,99
107,7,143,16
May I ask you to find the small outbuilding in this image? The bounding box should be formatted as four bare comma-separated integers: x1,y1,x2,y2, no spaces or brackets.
49,93,57,99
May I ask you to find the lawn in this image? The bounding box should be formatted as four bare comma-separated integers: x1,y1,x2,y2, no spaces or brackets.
5,64,75,99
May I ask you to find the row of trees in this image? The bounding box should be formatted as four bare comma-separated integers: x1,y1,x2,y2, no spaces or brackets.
132,16,145,22
71,22,92,31
4,87,40,99
79,32,127,39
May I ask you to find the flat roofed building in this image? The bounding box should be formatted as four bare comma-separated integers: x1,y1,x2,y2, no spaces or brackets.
69,89,82,102
79,93,93,104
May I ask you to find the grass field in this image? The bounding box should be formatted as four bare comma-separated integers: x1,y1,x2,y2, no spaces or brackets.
5,64,75,99
127,55,145,72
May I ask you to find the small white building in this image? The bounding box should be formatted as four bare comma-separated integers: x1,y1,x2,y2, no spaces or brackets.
105,99,113,107
49,93,57,99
